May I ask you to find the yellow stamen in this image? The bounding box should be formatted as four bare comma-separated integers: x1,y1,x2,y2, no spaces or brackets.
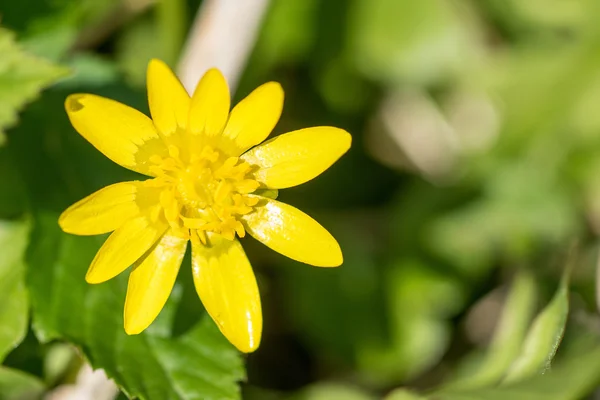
147,144,261,242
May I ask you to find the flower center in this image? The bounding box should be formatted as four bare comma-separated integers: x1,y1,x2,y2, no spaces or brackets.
146,144,260,244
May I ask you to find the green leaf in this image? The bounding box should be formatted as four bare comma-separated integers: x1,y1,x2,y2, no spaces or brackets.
58,53,120,89
502,268,571,384
27,213,245,400
0,219,30,361
446,271,537,390
433,337,600,400
0,28,68,145
0,366,45,400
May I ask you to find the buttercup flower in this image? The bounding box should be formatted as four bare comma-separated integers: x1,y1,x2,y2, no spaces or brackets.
59,59,351,352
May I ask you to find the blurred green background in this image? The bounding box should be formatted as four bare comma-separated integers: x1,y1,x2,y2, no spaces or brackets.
5,0,600,399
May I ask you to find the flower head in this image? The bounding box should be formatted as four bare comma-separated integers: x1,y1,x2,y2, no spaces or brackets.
59,59,351,352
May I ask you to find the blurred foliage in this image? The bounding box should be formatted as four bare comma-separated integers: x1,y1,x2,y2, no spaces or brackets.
0,366,45,400
0,28,67,145
4,0,600,399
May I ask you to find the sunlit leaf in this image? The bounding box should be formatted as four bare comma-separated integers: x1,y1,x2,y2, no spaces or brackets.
434,337,600,400
502,266,572,383
0,28,68,145
445,271,537,390
0,219,30,361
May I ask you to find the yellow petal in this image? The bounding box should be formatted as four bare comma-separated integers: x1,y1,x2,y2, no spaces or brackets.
191,234,262,353
188,68,230,137
223,82,284,155
59,182,142,235
124,229,187,334
241,127,351,189
86,215,167,284
65,94,167,176
241,197,342,267
147,59,191,136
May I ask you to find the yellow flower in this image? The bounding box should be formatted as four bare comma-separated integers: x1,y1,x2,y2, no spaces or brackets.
58,59,351,353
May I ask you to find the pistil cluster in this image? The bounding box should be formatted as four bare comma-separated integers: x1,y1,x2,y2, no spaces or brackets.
145,144,260,244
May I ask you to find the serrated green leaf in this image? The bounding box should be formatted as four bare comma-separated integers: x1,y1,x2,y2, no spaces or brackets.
26,213,244,400
502,270,571,384
0,28,68,145
446,271,537,390
0,219,30,361
0,366,45,400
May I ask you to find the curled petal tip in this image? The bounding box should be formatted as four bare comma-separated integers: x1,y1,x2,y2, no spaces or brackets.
65,93,86,113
